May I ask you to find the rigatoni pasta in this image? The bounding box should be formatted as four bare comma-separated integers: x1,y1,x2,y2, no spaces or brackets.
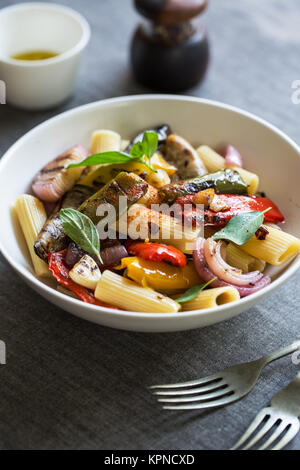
196,145,225,173
95,270,181,313
196,145,259,194
240,225,300,266
14,195,50,278
90,129,121,154
180,286,240,311
226,242,266,273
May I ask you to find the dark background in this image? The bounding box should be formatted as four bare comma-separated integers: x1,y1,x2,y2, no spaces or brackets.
0,0,299,450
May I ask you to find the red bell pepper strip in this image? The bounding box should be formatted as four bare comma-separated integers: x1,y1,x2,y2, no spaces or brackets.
175,195,284,227
126,241,187,268
48,250,118,309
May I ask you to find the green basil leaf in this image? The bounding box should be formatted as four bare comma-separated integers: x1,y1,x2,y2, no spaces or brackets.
67,131,159,172
177,278,217,303
142,131,159,159
212,208,271,245
67,151,133,168
60,208,102,263
129,141,145,159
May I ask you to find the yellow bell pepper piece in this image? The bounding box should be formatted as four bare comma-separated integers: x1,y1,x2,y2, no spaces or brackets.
78,153,176,188
116,257,202,293
151,153,177,175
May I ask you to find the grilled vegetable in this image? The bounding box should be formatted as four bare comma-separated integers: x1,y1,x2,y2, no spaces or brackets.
79,172,148,225
34,185,94,261
78,159,170,189
205,195,284,226
162,134,207,180
159,169,248,204
117,257,201,293
126,124,171,151
32,145,89,202
118,204,198,254
65,242,85,267
220,144,243,168
99,243,128,269
126,241,187,267
69,255,101,290
65,240,128,270
175,194,284,227
48,250,116,308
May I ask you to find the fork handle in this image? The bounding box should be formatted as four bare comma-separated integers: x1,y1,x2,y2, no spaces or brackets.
260,340,300,367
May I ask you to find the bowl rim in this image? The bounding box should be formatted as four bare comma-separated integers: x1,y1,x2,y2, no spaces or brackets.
0,2,91,67
1,94,300,321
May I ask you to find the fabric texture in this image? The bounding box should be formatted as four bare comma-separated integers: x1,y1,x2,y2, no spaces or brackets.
0,0,299,450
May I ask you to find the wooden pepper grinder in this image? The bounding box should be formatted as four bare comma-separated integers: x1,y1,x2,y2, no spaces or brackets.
131,0,209,92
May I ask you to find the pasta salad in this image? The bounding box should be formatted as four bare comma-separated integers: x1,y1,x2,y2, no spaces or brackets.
14,125,300,313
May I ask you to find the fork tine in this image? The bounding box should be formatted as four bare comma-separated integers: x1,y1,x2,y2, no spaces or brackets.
230,409,269,450
152,379,226,396
271,420,300,451
241,415,278,450
162,391,238,410
157,385,231,403
149,373,221,390
258,421,287,450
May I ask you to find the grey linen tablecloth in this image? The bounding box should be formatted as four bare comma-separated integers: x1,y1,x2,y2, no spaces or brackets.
0,0,299,450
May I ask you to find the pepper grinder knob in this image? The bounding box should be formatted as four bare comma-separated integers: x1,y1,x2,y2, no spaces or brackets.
131,0,210,92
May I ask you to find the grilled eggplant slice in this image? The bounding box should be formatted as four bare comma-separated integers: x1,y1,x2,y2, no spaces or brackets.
78,172,148,225
34,185,94,261
162,134,207,180
159,169,249,204
126,124,171,151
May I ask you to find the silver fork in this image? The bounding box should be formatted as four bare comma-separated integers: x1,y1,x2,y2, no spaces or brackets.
231,372,300,450
150,341,300,410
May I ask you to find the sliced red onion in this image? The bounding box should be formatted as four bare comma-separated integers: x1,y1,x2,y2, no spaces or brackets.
204,238,263,286
193,238,228,287
234,276,271,297
220,145,243,168
193,237,271,297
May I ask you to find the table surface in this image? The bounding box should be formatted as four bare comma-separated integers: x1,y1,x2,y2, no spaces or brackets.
0,0,299,451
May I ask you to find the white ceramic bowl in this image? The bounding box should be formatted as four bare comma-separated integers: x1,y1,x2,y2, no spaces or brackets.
0,95,299,332
0,2,90,110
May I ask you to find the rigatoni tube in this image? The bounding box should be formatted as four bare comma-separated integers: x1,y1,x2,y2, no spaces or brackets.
226,242,266,273
196,145,259,194
14,194,50,277
180,286,240,311
90,129,121,154
196,145,225,173
241,225,300,266
95,270,181,313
